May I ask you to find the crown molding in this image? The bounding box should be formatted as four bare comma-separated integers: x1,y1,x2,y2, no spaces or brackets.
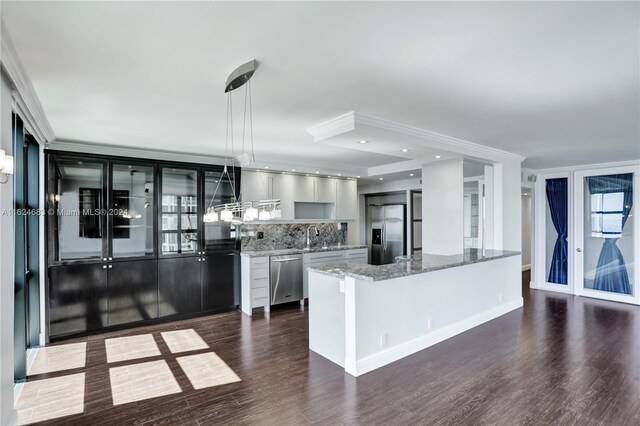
49,139,230,165
366,160,422,177
531,159,640,175
306,111,355,142
1,20,55,143
354,112,525,163
307,111,525,164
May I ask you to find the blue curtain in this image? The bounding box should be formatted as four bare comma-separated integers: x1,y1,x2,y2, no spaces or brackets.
588,173,633,294
546,178,568,284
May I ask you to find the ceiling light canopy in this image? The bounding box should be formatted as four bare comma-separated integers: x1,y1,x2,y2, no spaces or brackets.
358,140,368,144
401,148,409,152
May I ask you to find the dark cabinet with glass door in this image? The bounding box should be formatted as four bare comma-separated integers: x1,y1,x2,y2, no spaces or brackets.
46,151,241,340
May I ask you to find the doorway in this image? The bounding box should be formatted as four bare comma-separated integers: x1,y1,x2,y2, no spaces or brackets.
574,166,638,304
13,113,41,382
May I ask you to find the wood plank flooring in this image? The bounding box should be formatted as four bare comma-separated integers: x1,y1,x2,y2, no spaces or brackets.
28,271,640,425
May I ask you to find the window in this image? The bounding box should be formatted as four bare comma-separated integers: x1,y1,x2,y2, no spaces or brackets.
590,191,624,238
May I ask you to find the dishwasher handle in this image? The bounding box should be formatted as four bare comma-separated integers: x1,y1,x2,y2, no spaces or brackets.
272,257,301,263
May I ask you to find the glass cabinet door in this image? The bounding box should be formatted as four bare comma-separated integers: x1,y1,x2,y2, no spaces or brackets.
203,169,237,251
110,164,155,258
48,157,107,262
161,168,199,255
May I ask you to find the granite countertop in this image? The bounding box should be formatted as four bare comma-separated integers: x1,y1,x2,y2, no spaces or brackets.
240,244,368,258
308,249,521,281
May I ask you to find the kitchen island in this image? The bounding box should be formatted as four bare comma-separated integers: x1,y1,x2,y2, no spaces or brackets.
308,250,522,377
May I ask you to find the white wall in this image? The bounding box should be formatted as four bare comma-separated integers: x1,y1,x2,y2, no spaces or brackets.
422,160,463,255
521,192,532,269
0,68,17,426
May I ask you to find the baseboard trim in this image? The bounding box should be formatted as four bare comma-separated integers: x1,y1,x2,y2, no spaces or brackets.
522,264,531,271
348,298,524,377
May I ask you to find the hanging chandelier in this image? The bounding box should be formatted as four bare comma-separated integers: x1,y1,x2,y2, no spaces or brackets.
203,60,281,225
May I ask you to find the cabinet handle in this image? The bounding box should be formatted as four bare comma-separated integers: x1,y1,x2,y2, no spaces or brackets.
108,257,113,261
103,258,107,261
103,265,107,269
202,258,205,262
108,265,113,269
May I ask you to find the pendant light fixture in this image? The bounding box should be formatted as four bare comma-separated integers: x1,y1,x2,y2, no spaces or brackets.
203,59,280,224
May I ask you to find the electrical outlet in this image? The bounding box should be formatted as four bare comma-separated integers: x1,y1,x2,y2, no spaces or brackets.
257,231,264,239
380,333,387,347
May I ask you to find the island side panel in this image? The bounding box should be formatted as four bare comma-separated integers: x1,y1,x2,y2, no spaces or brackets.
350,255,522,376
308,271,346,368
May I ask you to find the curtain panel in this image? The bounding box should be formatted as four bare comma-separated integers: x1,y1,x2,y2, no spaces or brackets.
546,178,568,284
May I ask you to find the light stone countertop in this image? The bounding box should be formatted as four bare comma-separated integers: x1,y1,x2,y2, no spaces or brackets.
308,249,521,281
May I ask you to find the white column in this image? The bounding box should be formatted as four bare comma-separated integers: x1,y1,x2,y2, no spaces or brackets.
484,165,495,249
499,160,523,251
421,160,464,255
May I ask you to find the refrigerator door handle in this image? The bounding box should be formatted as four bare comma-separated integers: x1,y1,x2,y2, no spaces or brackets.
382,222,387,252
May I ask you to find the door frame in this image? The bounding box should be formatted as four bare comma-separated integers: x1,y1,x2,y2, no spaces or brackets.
533,171,575,294
573,165,640,305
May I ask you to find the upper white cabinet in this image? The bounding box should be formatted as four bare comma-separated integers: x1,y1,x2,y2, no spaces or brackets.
241,171,272,202
272,173,295,219
242,171,357,221
314,178,337,203
292,175,315,203
336,179,357,220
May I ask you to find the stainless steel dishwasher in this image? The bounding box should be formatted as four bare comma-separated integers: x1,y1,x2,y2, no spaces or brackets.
270,254,303,305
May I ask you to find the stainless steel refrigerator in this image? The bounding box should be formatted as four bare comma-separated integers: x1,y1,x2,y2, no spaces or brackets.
369,204,406,265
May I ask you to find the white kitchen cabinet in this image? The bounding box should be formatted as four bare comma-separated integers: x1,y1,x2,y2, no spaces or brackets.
345,248,367,264
272,173,295,220
292,175,315,203
240,255,270,315
243,171,357,221
336,179,357,220
302,248,367,298
241,171,272,202
314,178,337,203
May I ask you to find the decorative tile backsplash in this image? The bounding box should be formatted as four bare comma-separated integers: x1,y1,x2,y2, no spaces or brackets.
241,223,348,251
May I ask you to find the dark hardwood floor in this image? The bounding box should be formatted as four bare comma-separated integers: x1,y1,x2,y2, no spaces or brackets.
32,271,640,425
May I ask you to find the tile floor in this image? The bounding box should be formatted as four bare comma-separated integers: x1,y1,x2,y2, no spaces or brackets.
16,328,240,424
27,342,86,375
177,352,241,390
104,334,161,363
16,373,85,425
109,360,181,405
161,328,209,353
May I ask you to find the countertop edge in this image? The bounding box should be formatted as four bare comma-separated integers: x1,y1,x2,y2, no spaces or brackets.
308,251,521,282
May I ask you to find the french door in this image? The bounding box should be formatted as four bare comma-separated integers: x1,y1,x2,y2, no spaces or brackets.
574,166,639,304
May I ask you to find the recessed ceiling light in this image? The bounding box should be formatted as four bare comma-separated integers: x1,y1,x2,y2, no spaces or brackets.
327,176,332,178
359,140,368,144
291,169,296,172
282,171,286,174
379,177,384,181
357,175,361,178
306,174,309,176
523,193,529,196
315,171,320,174
264,166,270,169
401,149,409,153
337,174,342,176
410,173,414,177
434,155,441,159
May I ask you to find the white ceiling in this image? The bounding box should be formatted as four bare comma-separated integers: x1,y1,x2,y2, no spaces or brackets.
2,1,638,171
